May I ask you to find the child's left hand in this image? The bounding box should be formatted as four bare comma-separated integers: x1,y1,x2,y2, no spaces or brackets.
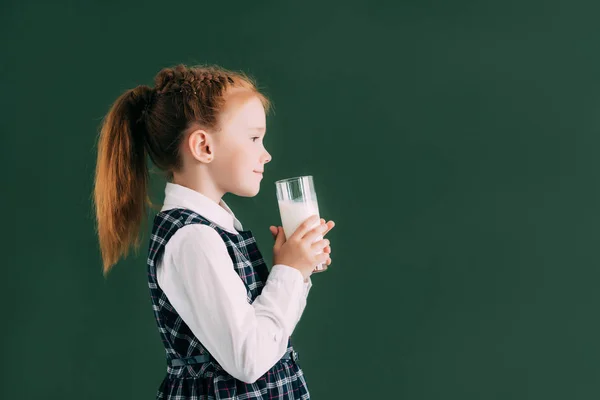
269,218,334,262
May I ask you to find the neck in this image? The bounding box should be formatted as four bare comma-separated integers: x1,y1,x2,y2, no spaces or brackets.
171,170,224,205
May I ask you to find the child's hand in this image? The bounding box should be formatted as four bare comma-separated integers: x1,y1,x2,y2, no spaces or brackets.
270,218,334,258
269,217,335,278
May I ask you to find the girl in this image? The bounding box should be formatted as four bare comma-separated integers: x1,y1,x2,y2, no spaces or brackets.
93,64,335,399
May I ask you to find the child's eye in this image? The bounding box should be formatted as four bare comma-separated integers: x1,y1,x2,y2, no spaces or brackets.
251,137,260,142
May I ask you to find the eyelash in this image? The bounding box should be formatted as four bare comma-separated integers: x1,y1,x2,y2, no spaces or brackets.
252,137,260,143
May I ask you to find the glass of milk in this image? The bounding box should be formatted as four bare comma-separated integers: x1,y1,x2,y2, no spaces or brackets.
275,175,327,273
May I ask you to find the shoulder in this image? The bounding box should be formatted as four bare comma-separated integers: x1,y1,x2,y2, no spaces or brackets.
170,223,225,246
163,223,230,261
160,223,236,276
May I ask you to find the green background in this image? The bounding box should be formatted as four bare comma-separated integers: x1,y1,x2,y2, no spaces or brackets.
3,0,600,399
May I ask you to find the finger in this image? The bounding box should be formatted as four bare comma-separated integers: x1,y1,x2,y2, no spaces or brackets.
303,223,328,244
311,239,329,251
291,215,320,240
317,252,330,263
323,245,331,254
322,221,335,236
269,226,278,238
274,226,286,247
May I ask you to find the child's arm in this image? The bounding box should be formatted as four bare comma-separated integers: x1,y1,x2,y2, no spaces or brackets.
291,271,312,325
160,224,307,384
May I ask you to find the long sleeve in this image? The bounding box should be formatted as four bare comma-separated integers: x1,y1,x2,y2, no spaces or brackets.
156,224,308,384
297,276,312,324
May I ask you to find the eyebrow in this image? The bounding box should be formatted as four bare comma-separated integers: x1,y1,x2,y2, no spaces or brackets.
248,127,266,132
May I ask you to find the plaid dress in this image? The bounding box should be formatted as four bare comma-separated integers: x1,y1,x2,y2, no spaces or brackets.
147,207,310,399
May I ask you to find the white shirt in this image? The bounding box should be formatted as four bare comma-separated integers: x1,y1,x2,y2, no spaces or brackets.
156,182,313,384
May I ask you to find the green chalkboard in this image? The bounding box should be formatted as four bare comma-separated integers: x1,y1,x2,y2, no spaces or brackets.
2,0,600,399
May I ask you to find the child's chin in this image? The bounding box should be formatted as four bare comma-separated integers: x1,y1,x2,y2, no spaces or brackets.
234,185,261,198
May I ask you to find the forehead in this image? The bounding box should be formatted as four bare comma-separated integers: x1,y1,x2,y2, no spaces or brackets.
219,90,266,128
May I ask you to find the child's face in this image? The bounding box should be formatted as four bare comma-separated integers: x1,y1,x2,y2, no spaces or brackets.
211,93,271,197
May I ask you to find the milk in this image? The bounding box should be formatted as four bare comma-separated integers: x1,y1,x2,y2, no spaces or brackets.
277,199,326,271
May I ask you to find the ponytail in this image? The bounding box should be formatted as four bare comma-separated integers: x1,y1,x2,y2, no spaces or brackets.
93,85,154,277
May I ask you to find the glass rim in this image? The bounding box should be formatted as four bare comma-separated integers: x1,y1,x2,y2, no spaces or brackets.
274,175,313,185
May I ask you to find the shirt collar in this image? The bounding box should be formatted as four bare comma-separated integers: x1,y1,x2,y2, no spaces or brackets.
160,182,243,234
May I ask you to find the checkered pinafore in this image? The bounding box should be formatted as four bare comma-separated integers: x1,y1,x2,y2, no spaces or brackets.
147,207,310,399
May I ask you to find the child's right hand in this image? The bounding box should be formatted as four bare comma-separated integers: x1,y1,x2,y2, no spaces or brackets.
271,215,334,280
